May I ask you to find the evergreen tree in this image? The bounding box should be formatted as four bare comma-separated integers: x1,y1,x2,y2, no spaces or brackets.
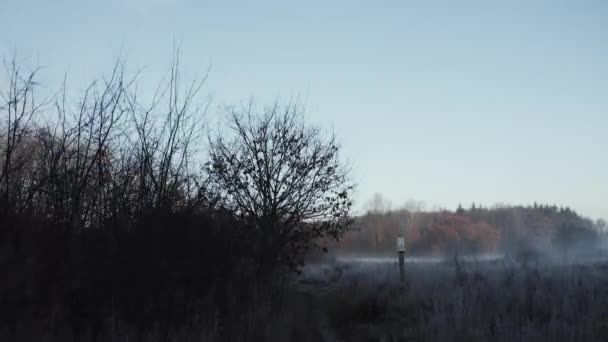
456,204,464,214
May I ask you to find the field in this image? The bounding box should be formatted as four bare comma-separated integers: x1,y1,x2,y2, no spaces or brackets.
268,255,608,342
3,254,608,341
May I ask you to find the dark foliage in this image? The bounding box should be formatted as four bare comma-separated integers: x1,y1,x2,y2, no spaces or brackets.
0,55,355,340
208,103,354,272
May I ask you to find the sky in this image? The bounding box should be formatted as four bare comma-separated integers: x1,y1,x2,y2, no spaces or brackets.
1,0,607,219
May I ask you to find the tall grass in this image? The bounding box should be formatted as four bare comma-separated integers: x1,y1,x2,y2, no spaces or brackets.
319,259,608,341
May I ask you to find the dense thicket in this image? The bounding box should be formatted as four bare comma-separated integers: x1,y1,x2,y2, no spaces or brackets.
0,55,354,340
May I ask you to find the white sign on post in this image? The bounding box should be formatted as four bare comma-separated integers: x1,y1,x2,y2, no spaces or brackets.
397,237,405,252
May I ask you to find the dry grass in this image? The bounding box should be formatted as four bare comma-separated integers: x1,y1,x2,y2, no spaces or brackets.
4,258,608,341
308,258,608,341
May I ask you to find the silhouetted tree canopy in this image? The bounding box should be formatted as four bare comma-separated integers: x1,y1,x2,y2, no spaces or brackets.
207,103,354,271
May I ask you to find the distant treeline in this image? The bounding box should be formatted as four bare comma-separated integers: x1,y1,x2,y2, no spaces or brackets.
331,202,605,257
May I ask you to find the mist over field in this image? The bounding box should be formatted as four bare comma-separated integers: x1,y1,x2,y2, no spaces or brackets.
291,201,608,341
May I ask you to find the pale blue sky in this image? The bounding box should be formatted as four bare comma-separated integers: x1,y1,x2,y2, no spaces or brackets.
2,1,607,219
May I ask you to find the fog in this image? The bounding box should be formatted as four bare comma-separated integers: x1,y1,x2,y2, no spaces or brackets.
299,240,608,287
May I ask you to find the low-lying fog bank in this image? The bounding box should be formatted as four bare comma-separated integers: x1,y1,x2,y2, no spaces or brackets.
336,253,504,264
297,248,608,288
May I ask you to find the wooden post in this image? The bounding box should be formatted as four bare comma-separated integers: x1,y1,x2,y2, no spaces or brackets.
397,236,405,283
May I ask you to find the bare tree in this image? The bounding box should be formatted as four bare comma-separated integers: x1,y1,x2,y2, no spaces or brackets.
127,46,209,212
207,102,355,272
595,218,607,234
0,56,47,211
400,198,425,234
0,47,209,228
365,192,392,215
363,193,392,250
